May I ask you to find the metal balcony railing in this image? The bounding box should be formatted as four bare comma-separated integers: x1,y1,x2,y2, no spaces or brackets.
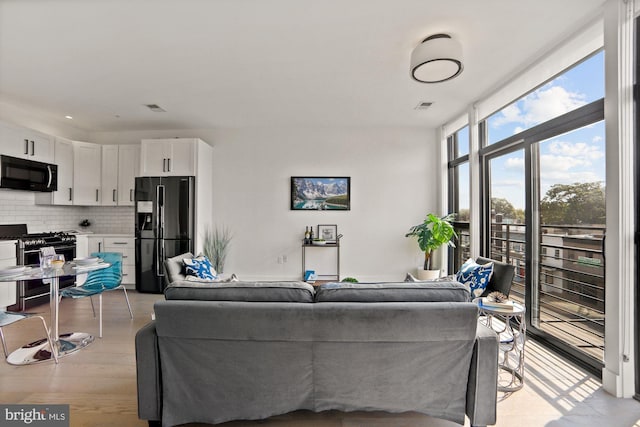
452,221,605,362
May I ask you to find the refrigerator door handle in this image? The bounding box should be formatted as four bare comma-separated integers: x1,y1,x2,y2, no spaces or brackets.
156,184,165,239
156,239,165,276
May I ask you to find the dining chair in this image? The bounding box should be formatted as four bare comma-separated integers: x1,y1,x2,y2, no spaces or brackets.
0,311,59,363
60,252,133,338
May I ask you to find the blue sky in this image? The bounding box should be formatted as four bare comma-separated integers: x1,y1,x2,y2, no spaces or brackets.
458,51,605,211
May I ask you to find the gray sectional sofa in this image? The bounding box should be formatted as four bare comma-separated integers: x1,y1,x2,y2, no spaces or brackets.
135,254,499,427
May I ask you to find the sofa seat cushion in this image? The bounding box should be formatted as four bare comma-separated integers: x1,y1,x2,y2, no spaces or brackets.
314,281,471,303
164,280,315,302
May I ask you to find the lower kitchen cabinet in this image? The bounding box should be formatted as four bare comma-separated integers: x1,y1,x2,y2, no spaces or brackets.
85,235,135,286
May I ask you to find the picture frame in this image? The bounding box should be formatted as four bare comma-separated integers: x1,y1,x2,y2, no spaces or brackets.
317,224,338,243
290,177,351,210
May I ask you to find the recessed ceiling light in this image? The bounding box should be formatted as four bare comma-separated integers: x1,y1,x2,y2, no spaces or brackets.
64,115,73,119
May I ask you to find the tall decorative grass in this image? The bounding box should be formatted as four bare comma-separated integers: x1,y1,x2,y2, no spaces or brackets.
202,225,232,274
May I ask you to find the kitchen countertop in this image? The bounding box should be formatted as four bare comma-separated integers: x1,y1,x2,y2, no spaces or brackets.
71,232,134,238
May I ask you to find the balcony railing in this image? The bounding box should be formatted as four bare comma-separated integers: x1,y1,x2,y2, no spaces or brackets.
453,221,605,362
491,222,605,362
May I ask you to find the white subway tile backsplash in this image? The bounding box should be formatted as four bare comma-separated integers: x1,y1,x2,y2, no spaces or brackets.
0,189,134,234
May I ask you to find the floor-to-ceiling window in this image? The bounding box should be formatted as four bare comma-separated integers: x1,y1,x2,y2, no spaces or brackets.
447,126,471,272
477,51,606,372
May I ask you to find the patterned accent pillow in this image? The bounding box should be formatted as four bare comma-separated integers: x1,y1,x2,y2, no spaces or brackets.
183,255,217,280
456,258,494,298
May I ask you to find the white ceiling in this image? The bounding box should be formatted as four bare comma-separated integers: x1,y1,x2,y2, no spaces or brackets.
0,0,605,132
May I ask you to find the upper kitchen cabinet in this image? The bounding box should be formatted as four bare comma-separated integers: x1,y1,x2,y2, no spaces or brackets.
101,145,119,206
101,144,139,206
73,141,101,206
117,144,140,206
0,121,54,163
140,138,198,176
35,137,74,206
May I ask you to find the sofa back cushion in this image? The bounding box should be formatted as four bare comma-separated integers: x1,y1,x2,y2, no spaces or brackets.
314,281,470,303
164,280,315,303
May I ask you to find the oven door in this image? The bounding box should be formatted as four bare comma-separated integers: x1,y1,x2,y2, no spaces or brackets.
10,244,76,311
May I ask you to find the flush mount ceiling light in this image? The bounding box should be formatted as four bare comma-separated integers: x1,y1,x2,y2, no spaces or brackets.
410,33,463,83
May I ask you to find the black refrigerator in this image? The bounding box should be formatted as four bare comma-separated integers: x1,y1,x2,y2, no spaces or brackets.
135,176,195,293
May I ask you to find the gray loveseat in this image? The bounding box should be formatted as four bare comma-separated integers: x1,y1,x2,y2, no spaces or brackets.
135,254,499,427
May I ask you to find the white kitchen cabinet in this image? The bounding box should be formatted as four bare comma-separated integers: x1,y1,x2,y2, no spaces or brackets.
101,145,119,206
140,138,196,176
26,129,55,163
117,144,140,206
35,137,74,205
87,236,103,254
73,141,102,206
86,235,134,286
104,237,135,285
0,241,17,309
0,121,54,163
75,234,89,286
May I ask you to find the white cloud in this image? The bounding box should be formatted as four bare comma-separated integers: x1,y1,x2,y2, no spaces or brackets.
540,154,590,172
491,84,587,130
547,140,603,161
504,157,524,170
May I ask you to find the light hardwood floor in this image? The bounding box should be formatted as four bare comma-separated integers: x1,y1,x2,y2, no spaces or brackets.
1,291,639,427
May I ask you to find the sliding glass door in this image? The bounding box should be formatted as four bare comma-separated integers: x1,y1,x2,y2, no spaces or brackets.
477,51,605,372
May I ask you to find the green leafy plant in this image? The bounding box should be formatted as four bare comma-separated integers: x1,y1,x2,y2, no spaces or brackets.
202,225,232,274
341,277,359,283
405,213,457,271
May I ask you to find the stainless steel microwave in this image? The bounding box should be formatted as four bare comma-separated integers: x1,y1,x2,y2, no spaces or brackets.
0,155,58,192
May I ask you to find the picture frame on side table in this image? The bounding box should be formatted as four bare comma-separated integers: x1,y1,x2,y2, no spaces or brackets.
290,177,351,210
318,224,338,243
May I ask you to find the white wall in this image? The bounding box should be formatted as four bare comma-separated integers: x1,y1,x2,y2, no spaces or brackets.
92,126,438,281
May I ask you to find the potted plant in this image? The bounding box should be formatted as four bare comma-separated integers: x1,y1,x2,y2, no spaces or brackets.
405,213,457,280
202,225,233,274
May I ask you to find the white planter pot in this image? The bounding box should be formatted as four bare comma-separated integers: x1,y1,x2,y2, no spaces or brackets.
417,269,440,280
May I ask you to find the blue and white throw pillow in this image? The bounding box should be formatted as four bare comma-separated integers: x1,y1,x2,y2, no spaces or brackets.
183,255,217,280
456,258,494,298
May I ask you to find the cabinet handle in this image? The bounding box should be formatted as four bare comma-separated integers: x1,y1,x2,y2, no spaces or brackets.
167,158,171,172
112,242,128,245
163,158,166,172
122,255,128,259
113,189,116,202
69,188,73,201
98,242,102,252
30,140,35,156
24,139,29,155
96,189,99,202
130,189,133,202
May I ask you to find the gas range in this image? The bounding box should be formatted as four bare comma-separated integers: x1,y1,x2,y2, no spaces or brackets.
0,224,76,251
0,224,77,311
19,231,76,251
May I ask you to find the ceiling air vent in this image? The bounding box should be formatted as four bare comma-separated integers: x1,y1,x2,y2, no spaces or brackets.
414,102,433,110
144,104,166,113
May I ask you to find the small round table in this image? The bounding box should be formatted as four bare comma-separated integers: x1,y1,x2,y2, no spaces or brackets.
0,261,109,365
476,298,526,392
